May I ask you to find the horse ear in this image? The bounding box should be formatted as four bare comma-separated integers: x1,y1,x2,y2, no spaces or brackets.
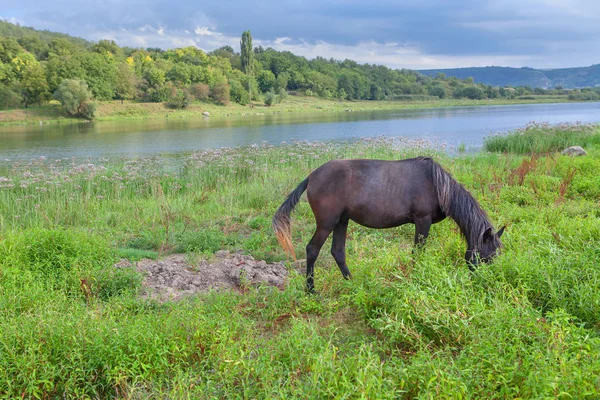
497,226,506,238
482,227,493,241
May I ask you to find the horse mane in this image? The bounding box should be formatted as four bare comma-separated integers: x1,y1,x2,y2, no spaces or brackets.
419,157,500,250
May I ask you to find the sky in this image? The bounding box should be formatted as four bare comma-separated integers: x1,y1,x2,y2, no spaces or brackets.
2,0,600,70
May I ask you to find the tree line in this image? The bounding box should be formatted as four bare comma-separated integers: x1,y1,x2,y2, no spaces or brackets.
1,21,595,118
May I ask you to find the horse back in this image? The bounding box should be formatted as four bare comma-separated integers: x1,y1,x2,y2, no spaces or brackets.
307,158,444,229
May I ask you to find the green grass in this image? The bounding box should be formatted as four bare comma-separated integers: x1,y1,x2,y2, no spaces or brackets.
0,94,576,126
484,122,600,154
1,135,599,398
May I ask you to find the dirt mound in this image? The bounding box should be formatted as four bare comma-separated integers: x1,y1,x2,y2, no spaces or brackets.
117,251,288,301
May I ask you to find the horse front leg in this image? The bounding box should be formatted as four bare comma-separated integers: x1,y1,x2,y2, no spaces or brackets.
331,218,352,280
413,217,432,248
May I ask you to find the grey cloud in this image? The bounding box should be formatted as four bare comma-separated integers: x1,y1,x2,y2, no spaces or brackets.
2,0,600,68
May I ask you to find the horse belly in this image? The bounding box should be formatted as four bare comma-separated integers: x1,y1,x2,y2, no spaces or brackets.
347,203,414,229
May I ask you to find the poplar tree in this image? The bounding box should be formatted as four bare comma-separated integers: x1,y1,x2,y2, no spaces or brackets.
240,30,253,105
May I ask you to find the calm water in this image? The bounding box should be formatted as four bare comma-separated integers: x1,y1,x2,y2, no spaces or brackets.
1,102,600,161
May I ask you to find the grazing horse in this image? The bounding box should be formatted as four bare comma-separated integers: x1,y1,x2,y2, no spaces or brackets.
273,157,505,292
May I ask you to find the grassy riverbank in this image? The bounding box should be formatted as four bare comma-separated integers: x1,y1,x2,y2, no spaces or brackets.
1,129,600,398
0,94,575,126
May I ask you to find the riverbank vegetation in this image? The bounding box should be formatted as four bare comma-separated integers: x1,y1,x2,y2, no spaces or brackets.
1,126,599,397
2,20,598,124
0,94,576,126
484,122,600,153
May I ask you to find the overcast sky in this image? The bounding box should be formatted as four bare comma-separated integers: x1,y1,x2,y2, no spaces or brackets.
2,0,600,70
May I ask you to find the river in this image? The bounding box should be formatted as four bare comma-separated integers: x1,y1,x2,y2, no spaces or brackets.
1,101,599,161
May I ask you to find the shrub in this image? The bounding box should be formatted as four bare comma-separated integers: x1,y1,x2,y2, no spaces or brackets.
190,83,210,101
454,86,486,100
568,91,599,101
53,79,96,119
211,82,230,105
264,89,276,106
278,88,288,101
229,79,249,105
483,122,600,153
428,85,447,99
0,85,22,108
389,94,437,101
145,84,171,103
165,85,191,109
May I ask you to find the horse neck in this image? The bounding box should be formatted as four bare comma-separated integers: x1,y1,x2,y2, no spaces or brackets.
444,184,492,251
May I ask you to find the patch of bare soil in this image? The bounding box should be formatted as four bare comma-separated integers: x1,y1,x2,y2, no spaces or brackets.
116,250,288,301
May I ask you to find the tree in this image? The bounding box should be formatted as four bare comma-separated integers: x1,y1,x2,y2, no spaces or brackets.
240,30,253,105
167,63,192,85
77,52,117,100
17,35,49,60
53,79,96,119
275,72,289,92
44,52,83,93
0,85,22,108
229,79,249,105
143,66,166,88
257,69,275,92
92,40,122,57
19,63,50,107
0,38,22,64
114,63,137,103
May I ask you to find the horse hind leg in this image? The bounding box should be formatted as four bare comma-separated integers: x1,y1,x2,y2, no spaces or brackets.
306,226,333,293
331,218,351,280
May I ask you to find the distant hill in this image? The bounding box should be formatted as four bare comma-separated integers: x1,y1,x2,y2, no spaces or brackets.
0,20,91,48
419,65,600,89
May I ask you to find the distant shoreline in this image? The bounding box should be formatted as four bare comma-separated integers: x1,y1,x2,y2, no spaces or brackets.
0,94,590,127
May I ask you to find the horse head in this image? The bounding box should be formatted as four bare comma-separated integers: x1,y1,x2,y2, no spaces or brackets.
466,225,505,269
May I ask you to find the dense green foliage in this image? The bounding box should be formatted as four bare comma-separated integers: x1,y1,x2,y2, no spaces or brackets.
1,129,599,397
421,65,600,89
484,122,600,154
1,20,583,115
52,79,96,119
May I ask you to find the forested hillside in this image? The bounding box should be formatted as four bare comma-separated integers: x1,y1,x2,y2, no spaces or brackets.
420,65,600,89
1,20,599,115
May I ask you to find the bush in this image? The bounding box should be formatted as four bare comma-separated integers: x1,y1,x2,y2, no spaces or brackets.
229,79,249,105
278,88,288,101
428,85,447,99
454,86,486,100
483,122,600,153
264,89,276,106
53,79,96,119
389,94,437,101
0,85,22,108
211,82,230,105
165,85,191,109
568,91,599,101
145,85,171,103
190,83,210,101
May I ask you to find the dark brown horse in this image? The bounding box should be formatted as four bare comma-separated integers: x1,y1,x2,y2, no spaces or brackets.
273,157,505,292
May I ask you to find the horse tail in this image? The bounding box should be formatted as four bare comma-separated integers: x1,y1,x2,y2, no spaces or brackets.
272,178,309,260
